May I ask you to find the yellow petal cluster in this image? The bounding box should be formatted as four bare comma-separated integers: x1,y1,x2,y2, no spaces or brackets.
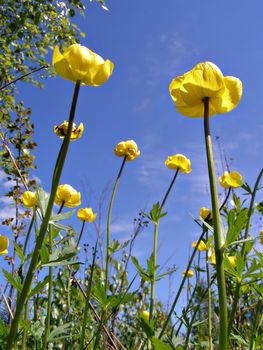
77,208,97,222
182,269,194,278
55,184,81,208
192,240,207,252
169,62,242,118
219,171,242,188
260,230,263,245
227,255,237,268
114,140,140,161
200,207,213,221
52,44,114,86
22,191,38,208
54,121,84,141
0,236,9,255
165,154,192,174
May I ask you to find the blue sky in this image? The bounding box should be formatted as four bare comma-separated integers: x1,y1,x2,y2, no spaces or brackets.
1,0,263,309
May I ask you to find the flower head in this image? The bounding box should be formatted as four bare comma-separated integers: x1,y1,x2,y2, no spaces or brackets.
227,255,237,268
114,140,140,161
209,251,216,265
200,207,213,221
169,62,242,118
22,191,38,208
219,171,242,189
192,240,207,252
165,154,192,173
182,269,194,278
52,44,114,86
77,208,97,222
0,236,9,255
260,230,263,245
55,184,81,208
54,121,84,141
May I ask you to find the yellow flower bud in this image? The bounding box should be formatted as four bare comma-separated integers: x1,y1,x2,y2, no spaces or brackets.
227,255,237,268
0,236,9,255
219,171,242,189
21,191,38,208
182,269,194,278
142,310,150,320
192,240,207,252
209,251,216,265
200,207,213,221
52,44,114,86
55,184,81,208
77,208,97,222
165,154,192,174
169,61,242,118
54,121,84,141
114,140,140,161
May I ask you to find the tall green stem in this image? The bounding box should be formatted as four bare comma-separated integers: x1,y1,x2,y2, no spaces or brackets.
203,97,228,350
6,81,81,349
105,156,127,292
149,170,179,321
206,231,213,350
42,225,54,350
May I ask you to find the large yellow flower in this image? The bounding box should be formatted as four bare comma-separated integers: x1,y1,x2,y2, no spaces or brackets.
55,184,81,208
169,62,242,118
54,121,84,141
219,171,242,188
77,208,97,222
0,236,9,255
22,191,38,208
114,140,140,161
52,44,114,86
200,207,213,221
165,154,192,173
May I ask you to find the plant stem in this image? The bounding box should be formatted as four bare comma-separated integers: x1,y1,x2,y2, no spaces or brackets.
203,97,228,350
105,156,127,292
206,231,213,350
76,221,85,248
42,225,54,350
6,81,81,349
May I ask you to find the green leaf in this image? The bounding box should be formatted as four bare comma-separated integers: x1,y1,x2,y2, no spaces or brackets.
47,323,72,342
40,241,49,264
131,256,151,282
139,316,154,338
151,337,173,350
2,268,22,292
256,201,263,215
13,241,25,263
92,277,108,308
50,210,75,222
29,277,49,297
225,209,248,246
42,253,77,267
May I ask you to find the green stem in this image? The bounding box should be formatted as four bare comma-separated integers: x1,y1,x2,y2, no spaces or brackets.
159,229,207,339
203,97,228,350
219,188,231,211
79,240,98,350
105,156,127,292
228,168,263,336
149,170,179,321
6,81,81,349
42,225,54,350
21,301,29,349
76,221,85,248
206,231,213,350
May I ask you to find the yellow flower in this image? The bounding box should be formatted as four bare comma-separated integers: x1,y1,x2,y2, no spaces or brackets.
0,236,9,255
165,154,192,174
55,184,81,208
114,140,140,161
219,171,242,188
200,207,213,221
169,62,242,118
182,269,194,278
52,44,114,86
260,230,263,245
192,240,207,252
77,208,97,222
21,191,38,208
227,255,237,268
142,310,150,320
209,251,216,265
54,121,84,141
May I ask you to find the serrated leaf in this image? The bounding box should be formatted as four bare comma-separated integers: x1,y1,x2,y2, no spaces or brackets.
131,256,151,282
2,268,22,292
50,210,75,222
29,277,49,297
151,337,173,349
47,323,72,342
13,241,24,263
